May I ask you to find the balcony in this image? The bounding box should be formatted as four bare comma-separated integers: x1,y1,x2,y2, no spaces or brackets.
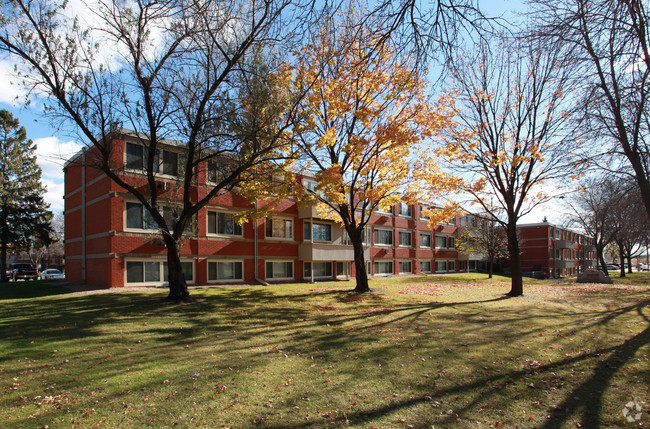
555,240,574,249
299,243,368,261
555,260,575,269
298,205,338,220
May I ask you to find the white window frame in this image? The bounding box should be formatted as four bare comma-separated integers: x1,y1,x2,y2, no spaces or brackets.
398,202,412,217
374,228,393,246
419,205,431,220
124,201,158,232
304,221,332,242
304,261,333,279
435,235,448,249
266,218,294,240
124,141,180,177
435,260,448,273
207,210,243,237
398,230,412,247
448,260,455,272
374,260,393,275
420,233,431,248
399,260,412,274
207,260,244,282
420,261,431,273
266,260,294,280
124,258,195,286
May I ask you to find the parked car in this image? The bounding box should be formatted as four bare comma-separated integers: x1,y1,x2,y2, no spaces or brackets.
10,263,38,280
605,264,620,271
638,263,649,271
40,269,65,280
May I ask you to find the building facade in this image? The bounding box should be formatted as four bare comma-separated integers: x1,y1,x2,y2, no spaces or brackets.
518,222,597,278
64,131,474,288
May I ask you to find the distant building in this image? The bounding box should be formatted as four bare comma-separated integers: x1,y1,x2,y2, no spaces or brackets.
517,222,596,278
63,130,476,288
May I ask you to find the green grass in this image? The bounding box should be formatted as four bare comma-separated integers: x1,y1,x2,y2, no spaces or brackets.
0,275,648,428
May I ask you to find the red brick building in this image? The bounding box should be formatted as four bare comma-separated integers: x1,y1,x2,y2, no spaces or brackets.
64,130,472,288
518,222,596,279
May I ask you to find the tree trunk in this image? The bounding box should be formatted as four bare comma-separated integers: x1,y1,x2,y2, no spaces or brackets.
163,234,189,302
618,243,625,278
506,221,523,297
488,254,494,278
351,234,370,293
0,207,7,283
626,254,633,274
597,245,608,276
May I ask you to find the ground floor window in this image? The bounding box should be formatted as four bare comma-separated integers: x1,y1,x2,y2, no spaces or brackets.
126,259,194,285
435,261,447,272
448,261,455,272
468,260,477,271
399,260,412,274
304,262,333,279
420,261,431,273
266,261,293,280
208,261,243,281
374,260,393,275
336,262,351,278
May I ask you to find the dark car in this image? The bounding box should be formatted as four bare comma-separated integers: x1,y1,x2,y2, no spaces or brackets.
10,263,38,280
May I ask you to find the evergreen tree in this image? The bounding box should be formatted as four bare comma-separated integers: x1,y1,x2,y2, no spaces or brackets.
0,109,52,282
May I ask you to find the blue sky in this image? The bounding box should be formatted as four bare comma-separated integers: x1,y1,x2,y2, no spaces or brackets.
0,0,564,224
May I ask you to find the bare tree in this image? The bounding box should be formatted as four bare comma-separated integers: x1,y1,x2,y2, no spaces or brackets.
0,0,313,301
611,186,650,276
568,178,624,277
456,214,508,279
430,35,580,296
530,0,650,218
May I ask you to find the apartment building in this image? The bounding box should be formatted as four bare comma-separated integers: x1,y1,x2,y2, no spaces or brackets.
518,222,596,279
63,130,473,288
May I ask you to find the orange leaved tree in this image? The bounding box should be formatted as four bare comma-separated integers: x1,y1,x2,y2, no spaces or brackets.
287,17,455,293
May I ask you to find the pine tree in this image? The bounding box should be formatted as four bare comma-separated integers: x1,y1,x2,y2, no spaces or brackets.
0,109,52,282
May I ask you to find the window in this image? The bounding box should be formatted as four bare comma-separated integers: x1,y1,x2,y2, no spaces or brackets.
125,142,179,176
435,261,447,272
399,260,412,274
126,202,157,230
336,262,351,277
374,261,393,275
266,218,293,239
420,205,430,219
420,261,431,273
160,150,178,176
399,231,412,247
126,142,143,170
398,202,412,217
435,235,447,248
420,233,431,248
266,261,293,279
208,211,242,236
162,261,194,282
374,229,393,245
449,261,455,271
304,262,332,278
448,236,455,249
208,261,243,281
304,180,318,192
469,260,476,270
126,260,193,285
304,222,332,242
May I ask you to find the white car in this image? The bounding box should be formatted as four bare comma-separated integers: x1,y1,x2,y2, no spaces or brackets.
40,269,65,280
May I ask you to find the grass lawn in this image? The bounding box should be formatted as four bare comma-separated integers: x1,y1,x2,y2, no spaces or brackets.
1,274,648,428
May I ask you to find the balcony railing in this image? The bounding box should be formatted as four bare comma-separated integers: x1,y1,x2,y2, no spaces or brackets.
555,240,574,249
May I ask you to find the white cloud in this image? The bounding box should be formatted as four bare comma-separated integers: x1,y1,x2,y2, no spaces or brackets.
0,60,27,105
33,136,84,212
43,179,65,212
34,136,84,179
